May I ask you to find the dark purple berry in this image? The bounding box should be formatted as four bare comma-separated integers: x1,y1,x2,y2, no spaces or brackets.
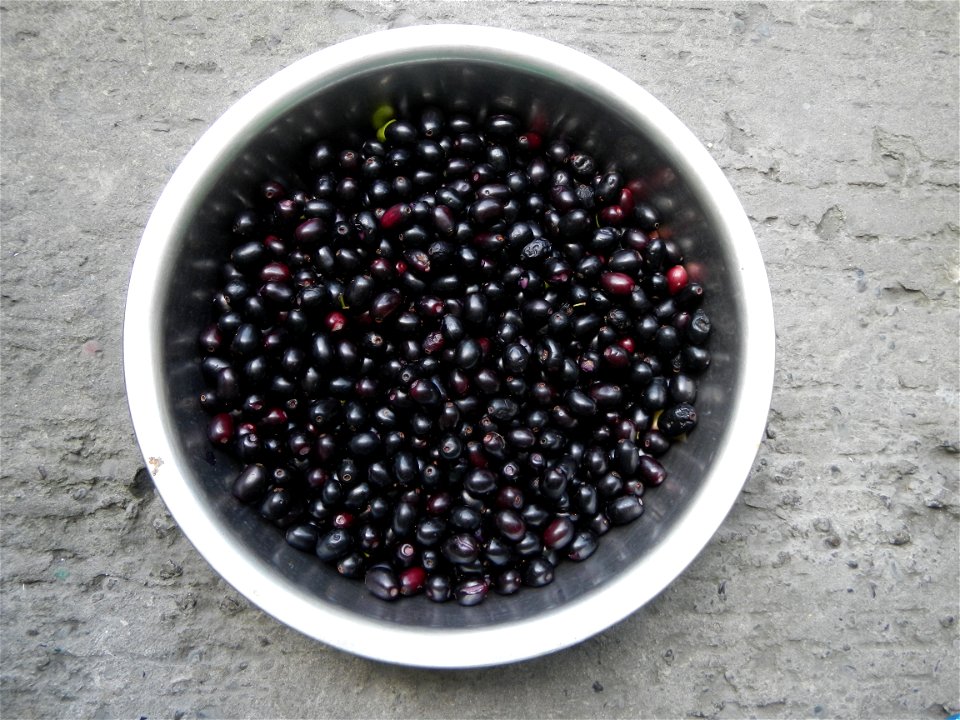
567,531,598,561
443,533,480,565
454,577,489,606
495,569,523,595
454,338,482,370
659,403,698,437
315,528,353,562
524,558,555,587
606,495,644,525
391,502,418,538
638,455,667,486
495,509,526,542
232,464,268,503
207,413,234,445
348,431,381,457
502,343,530,374
565,389,597,417
600,272,635,296
543,516,575,550
364,565,400,601
337,553,366,579
259,487,295,522
286,524,319,552
449,505,482,531
425,574,452,603
370,290,402,321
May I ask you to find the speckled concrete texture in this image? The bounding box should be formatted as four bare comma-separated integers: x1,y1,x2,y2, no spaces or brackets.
1,2,957,718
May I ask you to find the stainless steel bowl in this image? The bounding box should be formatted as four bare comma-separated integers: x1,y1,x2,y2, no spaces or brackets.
123,25,775,668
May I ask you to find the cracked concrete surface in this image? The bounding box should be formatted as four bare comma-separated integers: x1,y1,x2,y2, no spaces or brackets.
1,1,957,718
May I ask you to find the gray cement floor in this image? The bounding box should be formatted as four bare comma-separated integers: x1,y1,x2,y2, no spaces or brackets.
1,2,958,718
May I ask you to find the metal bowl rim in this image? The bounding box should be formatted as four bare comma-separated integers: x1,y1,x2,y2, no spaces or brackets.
122,24,775,668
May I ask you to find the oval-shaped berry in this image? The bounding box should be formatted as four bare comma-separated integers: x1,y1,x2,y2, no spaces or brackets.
565,389,597,417
464,468,497,496
543,516,575,550
285,524,319,552
454,338,482,370
600,272,636,296
495,509,526,542
364,565,400,601
348,431,381,457
232,464,268,503
315,529,353,563
370,290,403,321
502,343,530,374
567,531,599,561
442,533,479,565
398,566,427,596
666,264,689,295
495,569,523,595
381,203,411,230
524,558,555,587
454,577,489,606
294,217,325,244
422,573,450,603
606,495,644,525
207,413,234,445
638,455,667,486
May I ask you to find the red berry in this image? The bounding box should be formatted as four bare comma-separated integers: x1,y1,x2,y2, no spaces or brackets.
325,311,347,332
333,512,355,529
398,566,426,596
261,407,288,429
666,265,688,295
599,205,625,227
518,131,542,151
262,180,286,200
600,272,635,296
380,202,411,230
207,413,234,445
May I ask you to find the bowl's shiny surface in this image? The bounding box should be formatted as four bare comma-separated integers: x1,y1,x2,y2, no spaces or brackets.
123,25,774,668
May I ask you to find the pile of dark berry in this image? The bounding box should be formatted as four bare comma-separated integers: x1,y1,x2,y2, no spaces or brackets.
198,107,712,606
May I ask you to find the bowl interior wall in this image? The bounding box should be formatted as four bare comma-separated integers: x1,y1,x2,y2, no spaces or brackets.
159,59,743,629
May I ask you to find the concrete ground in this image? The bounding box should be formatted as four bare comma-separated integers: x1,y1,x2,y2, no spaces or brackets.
1,1,957,718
